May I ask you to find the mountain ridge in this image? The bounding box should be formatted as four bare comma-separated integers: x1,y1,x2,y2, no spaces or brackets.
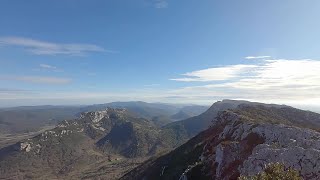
122,102,320,180
0,101,209,135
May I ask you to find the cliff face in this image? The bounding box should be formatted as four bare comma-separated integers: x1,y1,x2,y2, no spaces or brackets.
204,110,320,179
122,104,320,180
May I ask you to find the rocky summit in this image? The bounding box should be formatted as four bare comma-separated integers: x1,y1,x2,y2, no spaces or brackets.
122,103,320,180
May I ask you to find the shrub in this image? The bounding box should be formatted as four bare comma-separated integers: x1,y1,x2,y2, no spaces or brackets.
238,162,302,180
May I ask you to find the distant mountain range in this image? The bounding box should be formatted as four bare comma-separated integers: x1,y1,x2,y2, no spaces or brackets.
0,101,209,134
1,100,320,179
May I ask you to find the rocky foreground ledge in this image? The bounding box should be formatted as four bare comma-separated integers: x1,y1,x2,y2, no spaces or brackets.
122,105,320,180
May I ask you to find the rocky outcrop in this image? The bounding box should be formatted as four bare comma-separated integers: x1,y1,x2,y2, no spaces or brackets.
200,110,320,180
20,142,32,152
122,104,320,180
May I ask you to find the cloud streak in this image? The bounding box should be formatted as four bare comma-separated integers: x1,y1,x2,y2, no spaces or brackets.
245,56,271,60
0,36,108,56
33,64,62,72
40,64,57,70
171,64,257,82
0,76,72,84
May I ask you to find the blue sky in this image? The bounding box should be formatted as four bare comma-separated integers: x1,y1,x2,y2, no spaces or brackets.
1,0,320,108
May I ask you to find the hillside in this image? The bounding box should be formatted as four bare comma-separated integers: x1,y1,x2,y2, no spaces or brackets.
0,108,179,179
170,105,209,121
122,103,320,180
163,99,269,139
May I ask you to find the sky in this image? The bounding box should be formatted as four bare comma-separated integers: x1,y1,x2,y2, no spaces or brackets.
1,0,320,110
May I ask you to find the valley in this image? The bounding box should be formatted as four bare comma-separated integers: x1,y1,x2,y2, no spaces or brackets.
0,102,208,179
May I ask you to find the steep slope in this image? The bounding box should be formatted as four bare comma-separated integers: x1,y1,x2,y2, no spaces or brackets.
122,103,320,180
170,110,190,121
164,99,276,139
0,108,175,179
180,105,209,116
170,105,209,121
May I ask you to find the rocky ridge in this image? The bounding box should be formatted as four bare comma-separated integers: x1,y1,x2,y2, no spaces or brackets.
122,104,320,180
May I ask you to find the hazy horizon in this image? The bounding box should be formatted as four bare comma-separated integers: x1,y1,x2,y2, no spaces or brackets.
1,99,320,114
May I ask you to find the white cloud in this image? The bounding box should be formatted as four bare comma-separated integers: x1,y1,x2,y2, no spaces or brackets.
0,36,108,56
40,64,57,70
153,0,168,8
245,56,271,60
2,58,320,109
170,58,320,105
0,76,72,84
33,64,63,72
171,64,258,81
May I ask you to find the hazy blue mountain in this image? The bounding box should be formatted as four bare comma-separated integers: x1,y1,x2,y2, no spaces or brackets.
170,105,208,121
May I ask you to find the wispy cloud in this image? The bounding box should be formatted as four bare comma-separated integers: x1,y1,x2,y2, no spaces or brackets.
171,64,257,82
0,76,72,84
170,58,320,105
33,64,62,72
153,0,168,8
0,36,108,56
40,64,57,70
245,55,271,60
